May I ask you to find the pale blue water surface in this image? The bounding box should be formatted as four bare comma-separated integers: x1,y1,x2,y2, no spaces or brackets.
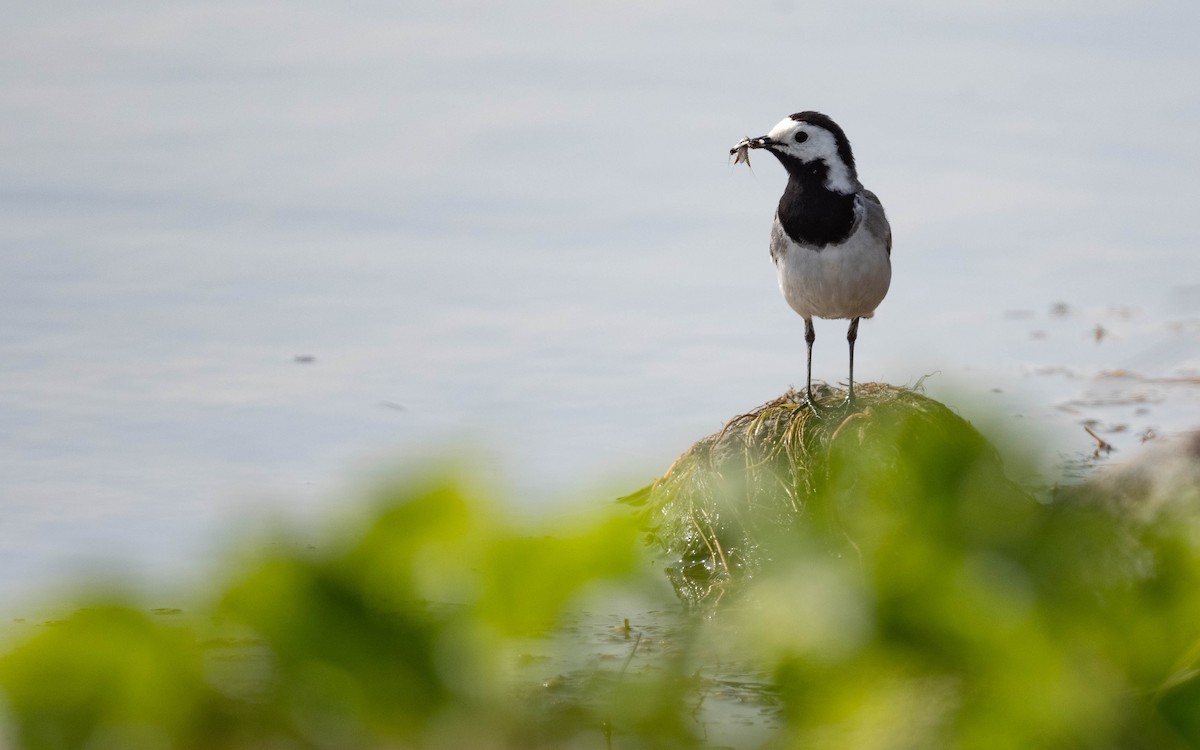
2,1,1199,603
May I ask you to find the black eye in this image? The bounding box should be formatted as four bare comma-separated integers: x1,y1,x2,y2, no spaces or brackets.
794,131,809,143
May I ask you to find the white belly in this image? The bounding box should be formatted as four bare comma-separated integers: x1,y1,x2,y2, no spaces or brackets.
774,222,891,321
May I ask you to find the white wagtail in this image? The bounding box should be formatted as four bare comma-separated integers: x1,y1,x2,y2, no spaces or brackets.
731,111,892,407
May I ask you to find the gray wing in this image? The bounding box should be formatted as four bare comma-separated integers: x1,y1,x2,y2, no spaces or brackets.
769,215,787,265
860,189,892,257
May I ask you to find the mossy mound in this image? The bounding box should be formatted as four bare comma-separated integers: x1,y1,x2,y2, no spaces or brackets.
623,383,1028,608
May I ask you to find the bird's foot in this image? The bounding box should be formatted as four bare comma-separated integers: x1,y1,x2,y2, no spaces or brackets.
802,387,861,418
800,388,837,416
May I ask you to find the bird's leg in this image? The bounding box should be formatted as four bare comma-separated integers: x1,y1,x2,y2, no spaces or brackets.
804,317,816,405
845,317,861,406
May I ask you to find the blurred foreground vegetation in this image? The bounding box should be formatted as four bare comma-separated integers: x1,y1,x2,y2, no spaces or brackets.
4,393,1200,749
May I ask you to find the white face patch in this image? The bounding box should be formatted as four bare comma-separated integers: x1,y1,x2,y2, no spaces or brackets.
766,117,859,195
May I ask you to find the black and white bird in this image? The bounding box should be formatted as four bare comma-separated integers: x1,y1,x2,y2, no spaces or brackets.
731,111,891,407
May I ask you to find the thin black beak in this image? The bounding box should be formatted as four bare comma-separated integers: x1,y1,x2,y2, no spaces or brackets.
729,135,777,156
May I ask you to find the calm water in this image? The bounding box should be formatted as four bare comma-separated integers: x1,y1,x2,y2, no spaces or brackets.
2,1,1199,603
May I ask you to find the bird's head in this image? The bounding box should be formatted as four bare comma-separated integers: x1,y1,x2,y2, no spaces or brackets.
731,111,860,194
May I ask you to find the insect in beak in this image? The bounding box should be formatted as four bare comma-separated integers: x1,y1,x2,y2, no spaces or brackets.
729,135,776,166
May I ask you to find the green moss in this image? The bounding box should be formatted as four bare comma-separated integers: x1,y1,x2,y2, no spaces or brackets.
624,384,1029,608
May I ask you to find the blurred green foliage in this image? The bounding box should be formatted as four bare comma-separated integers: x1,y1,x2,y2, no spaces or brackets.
3,403,1200,749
